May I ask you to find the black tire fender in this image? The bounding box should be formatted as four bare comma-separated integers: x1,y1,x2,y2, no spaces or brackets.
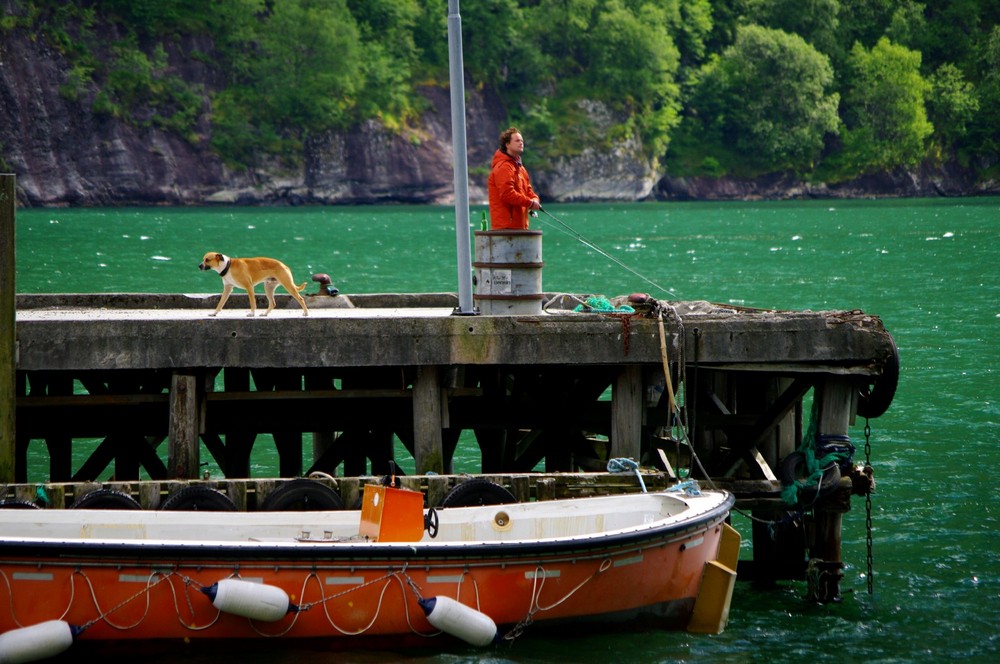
259,479,344,511
858,333,899,419
440,478,517,508
71,488,142,510
0,499,40,509
160,486,237,511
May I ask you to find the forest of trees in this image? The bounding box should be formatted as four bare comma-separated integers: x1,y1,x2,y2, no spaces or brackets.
4,0,999,184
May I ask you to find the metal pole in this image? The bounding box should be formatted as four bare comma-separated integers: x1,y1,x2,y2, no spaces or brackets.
448,0,476,315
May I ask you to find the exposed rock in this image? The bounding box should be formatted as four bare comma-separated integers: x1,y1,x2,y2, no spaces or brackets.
542,101,658,202
0,18,247,207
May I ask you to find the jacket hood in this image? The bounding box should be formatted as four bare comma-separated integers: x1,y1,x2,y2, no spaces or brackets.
491,149,516,169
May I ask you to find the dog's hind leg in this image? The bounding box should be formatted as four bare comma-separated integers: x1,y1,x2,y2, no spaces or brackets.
289,281,309,316
262,279,278,316
276,276,309,316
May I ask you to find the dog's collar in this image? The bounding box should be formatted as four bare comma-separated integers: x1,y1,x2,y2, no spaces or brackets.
219,256,231,277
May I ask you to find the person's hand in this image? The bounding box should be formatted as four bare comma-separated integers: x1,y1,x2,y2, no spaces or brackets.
529,198,541,211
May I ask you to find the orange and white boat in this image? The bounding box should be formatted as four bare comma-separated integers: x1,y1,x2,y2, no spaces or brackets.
0,484,736,660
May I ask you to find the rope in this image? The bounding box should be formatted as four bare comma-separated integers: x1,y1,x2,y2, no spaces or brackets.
536,207,679,299
293,569,403,636
665,480,702,496
571,295,635,314
780,401,856,507
503,559,611,643
607,458,647,493
657,310,677,413
76,569,172,631
0,568,77,628
165,574,221,632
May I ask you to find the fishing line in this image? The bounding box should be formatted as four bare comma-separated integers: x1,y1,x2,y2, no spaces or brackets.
534,207,679,299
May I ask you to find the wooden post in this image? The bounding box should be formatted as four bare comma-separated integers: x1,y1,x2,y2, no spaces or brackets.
0,174,14,483
535,477,556,501
304,370,335,470
425,474,449,507
412,365,444,474
168,372,200,479
611,365,642,460
810,376,855,602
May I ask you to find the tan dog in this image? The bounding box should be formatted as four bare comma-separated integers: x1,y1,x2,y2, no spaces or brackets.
198,252,309,317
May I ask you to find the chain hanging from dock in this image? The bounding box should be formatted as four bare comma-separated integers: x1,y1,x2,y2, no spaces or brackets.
864,416,875,595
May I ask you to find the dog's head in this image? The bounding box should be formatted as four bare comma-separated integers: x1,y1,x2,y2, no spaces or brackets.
199,252,225,272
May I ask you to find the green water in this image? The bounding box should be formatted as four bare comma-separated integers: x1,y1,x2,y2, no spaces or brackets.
14,199,1000,662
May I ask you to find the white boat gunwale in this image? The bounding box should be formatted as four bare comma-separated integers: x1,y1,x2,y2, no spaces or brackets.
0,490,734,564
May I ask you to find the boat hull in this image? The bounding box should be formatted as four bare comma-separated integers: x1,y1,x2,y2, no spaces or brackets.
0,490,734,647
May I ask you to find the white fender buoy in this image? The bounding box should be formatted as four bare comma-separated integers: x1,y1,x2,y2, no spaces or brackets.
418,595,497,647
0,620,79,664
202,578,294,622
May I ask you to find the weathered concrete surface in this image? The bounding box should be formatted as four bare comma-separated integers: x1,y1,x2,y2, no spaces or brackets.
15,293,893,374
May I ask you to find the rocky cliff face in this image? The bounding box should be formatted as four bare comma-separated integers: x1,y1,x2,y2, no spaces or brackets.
0,19,515,208
0,19,245,207
1,10,995,208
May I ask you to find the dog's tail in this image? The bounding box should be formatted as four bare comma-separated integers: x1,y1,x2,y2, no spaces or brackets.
295,282,307,292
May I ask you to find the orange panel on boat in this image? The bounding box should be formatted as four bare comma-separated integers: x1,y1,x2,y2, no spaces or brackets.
358,484,425,542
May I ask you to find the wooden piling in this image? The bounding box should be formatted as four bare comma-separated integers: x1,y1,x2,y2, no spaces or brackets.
612,365,642,460
168,372,200,479
413,365,444,474
0,174,13,483
810,376,856,602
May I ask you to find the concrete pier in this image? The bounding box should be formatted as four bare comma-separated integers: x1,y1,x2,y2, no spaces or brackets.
11,291,893,478
6,290,897,596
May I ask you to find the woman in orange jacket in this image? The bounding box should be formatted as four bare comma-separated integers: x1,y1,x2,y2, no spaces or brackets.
487,127,542,230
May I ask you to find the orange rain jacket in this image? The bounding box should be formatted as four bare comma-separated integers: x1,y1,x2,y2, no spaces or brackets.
487,149,538,230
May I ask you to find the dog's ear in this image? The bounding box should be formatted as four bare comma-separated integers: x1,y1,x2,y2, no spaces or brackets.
215,253,224,262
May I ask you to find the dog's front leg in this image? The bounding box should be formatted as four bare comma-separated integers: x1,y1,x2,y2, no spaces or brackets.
212,284,234,316
246,285,258,317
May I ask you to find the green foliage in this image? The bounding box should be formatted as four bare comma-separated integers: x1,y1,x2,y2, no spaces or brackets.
585,3,680,107
960,24,1000,162
95,38,204,138
749,0,841,55
410,0,447,77
11,0,1000,182
347,0,422,127
689,25,840,174
884,1,928,51
927,63,979,146
210,0,363,166
461,0,548,100
840,37,933,172
98,0,217,38
475,0,692,162
672,0,714,69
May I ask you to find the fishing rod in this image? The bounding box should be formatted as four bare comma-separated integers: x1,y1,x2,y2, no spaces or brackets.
533,206,680,299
